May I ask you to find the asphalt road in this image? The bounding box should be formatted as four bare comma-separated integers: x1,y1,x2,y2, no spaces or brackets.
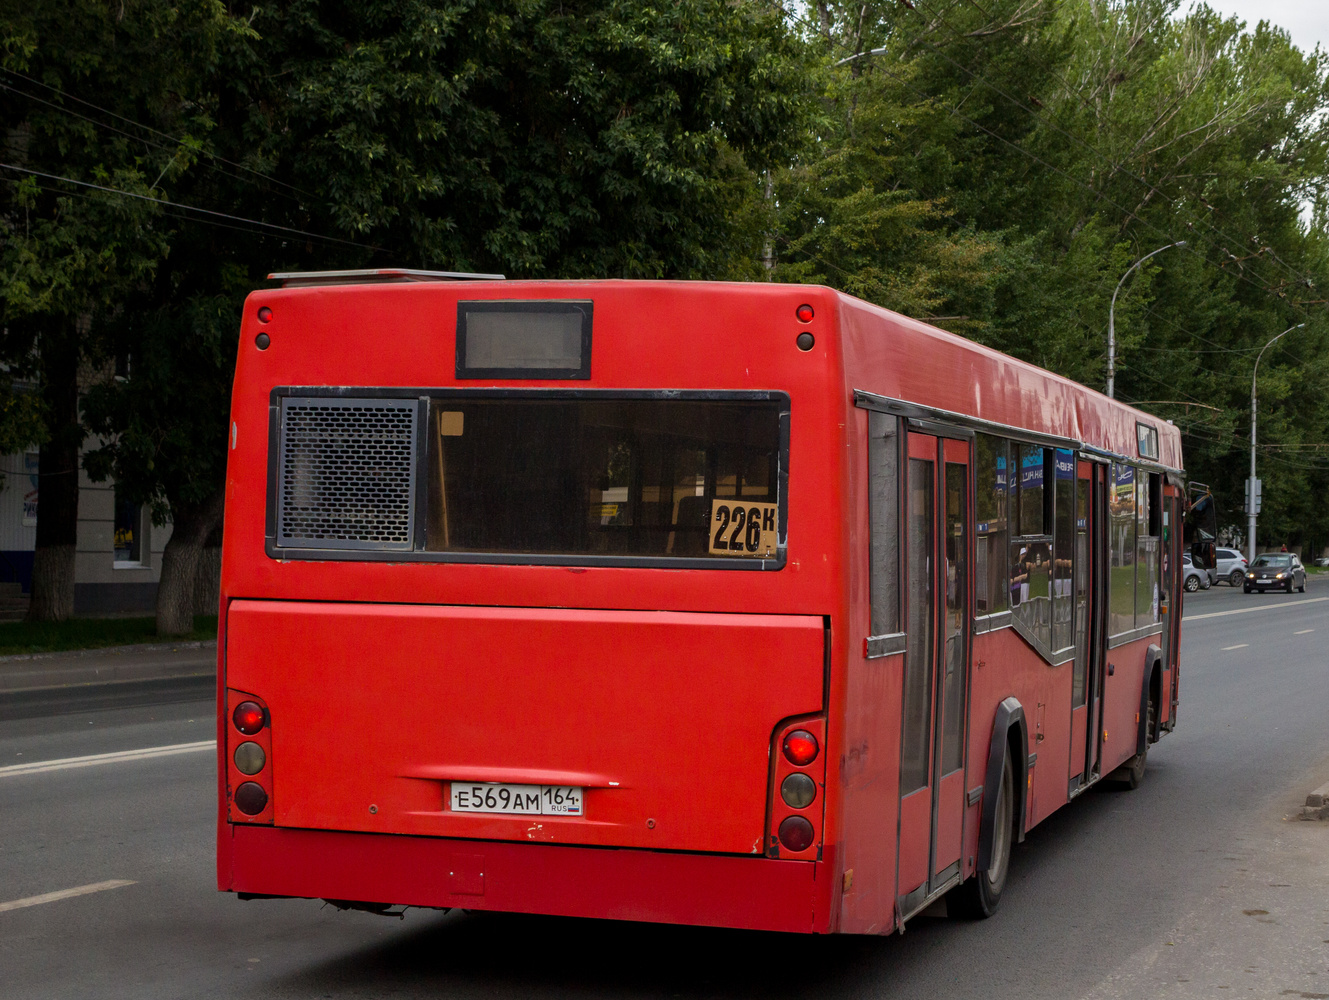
3,582,1329,999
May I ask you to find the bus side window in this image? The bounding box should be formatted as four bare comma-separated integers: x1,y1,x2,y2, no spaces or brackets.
1109,463,1136,637
975,434,1009,617
868,412,901,640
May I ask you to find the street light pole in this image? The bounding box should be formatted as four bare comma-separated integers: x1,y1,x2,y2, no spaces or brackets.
1249,323,1305,561
1107,241,1186,399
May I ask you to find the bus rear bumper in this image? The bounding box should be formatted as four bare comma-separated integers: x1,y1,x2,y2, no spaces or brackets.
224,825,827,933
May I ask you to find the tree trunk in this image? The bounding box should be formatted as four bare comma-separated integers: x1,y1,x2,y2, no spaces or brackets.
27,331,82,622
193,524,222,618
156,491,225,636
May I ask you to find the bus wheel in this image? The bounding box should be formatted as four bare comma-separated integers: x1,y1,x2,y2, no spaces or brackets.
1109,691,1154,790
948,748,1014,919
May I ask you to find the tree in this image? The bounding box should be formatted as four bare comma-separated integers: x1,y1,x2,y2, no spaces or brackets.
75,0,817,632
0,0,237,620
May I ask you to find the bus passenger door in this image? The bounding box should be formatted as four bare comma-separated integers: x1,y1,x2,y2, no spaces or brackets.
1069,461,1092,789
897,431,970,915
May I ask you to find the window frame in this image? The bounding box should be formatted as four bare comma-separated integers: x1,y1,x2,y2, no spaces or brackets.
265,386,790,570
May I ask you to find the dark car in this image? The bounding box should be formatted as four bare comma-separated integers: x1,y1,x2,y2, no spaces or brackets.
1243,553,1306,593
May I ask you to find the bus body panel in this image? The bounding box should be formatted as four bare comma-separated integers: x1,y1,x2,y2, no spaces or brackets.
835,650,904,934
225,600,825,855
221,281,846,619
226,825,824,933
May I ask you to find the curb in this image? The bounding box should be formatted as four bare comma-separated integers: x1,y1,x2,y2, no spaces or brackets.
0,639,217,664
1301,780,1329,820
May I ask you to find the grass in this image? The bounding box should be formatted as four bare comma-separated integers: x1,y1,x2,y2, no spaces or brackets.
0,615,218,657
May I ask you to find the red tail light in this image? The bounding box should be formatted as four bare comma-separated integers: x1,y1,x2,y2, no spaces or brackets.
782,729,819,766
233,701,266,735
778,815,815,852
226,689,273,825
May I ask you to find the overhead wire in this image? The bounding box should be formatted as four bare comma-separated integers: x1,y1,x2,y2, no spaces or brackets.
0,81,303,209
0,67,314,200
0,163,385,254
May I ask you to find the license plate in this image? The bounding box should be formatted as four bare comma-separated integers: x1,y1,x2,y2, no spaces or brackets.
449,782,584,816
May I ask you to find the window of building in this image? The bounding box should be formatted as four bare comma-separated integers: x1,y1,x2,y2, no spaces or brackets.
114,489,148,567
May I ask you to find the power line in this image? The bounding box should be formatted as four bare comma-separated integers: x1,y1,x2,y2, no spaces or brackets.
0,67,314,200
0,81,302,205
0,163,384,254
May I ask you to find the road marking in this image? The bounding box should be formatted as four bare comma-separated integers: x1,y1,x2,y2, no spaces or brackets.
1296,629,1316,635
0,880,135,913
1184,596,1329,622
0,740,214,778
1221,644,1250,651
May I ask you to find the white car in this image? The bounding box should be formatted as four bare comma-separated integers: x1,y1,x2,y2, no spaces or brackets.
1214,546,1249,586
1182,553,1212,592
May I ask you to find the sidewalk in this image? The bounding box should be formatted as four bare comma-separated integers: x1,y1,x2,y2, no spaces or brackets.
0,641,216,719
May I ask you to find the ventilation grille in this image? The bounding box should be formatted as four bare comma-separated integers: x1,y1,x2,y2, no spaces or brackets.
277,397,417,550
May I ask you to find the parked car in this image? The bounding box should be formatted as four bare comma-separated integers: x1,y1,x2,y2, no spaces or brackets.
1182,553,1212,592
1214,546,1249,586
1316,556,1329,568
1243,553,1306,593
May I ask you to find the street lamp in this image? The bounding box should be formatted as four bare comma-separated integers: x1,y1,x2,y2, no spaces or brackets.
1107,241,1186,399
1248,322,1305,561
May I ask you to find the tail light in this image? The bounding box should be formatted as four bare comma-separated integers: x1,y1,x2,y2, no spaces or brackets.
768,716,826,858
782,730,819,766
226,689,273,825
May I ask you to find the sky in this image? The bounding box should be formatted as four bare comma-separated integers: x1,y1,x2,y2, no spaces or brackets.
1187,0,1327,53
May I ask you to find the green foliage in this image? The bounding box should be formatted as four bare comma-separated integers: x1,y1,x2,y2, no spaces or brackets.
22,0,816,523
776,0,1329,552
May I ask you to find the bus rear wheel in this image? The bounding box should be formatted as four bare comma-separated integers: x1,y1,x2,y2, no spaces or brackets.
1109,690,1155,790
948,747,1014,919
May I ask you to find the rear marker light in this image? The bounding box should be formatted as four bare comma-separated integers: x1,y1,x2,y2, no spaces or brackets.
255,333,271,350
796,304,815,323
234,741,266,775
233,701,265,735
781,772,817,809
778,815,815,852
782,729,819,766
234,781,268,815
796,332,815,351
257,306,272,323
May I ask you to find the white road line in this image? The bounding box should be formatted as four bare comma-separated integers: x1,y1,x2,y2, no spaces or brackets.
1296,629,1316,635
0,880,135,913
1221,644,1250,651
1184,596,1329,622
0,740,214,778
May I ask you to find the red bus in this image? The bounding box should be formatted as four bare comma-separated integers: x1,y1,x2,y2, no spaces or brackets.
217,271,1187,933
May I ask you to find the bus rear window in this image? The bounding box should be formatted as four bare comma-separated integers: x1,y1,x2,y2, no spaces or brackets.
424,397,784,560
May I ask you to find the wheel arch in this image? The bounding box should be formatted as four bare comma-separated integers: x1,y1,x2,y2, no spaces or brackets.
1139,645,1163,752
976,696,1028,872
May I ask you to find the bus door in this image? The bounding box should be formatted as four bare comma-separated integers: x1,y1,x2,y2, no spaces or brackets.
1084,461,1111,783
1068,460,1093,789
897,430,970,914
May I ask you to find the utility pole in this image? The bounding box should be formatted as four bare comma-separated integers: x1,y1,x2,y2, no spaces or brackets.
1248,323,1304,561
1107,241,1185,399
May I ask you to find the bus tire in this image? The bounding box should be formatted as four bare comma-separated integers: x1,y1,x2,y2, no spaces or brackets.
948,748,1014,919
1109,688,1155,790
